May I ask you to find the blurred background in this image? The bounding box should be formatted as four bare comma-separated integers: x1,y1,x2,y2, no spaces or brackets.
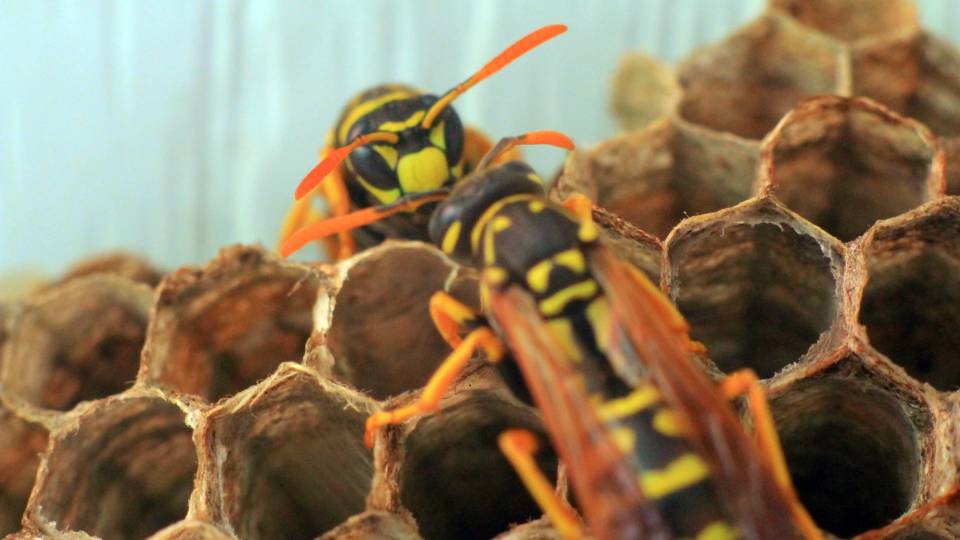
3,0,960,279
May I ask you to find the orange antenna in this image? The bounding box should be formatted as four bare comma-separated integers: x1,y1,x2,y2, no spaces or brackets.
476,130,575,171
294,131,400,200
421,24,567,129
280,190,449,258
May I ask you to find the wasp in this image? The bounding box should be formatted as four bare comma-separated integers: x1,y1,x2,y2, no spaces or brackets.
278,24,566,260
280,134,822,539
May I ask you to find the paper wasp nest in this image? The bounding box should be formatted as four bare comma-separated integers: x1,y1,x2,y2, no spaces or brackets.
3,1,960,539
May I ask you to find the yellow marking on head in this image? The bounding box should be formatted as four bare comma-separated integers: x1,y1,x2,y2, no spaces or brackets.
653,409,689,438
337,90,416,142
441,221,462,254
611,427,636,454
373,145,398,169
483,266,508,286
539,280,598,317
355,176,401,204
586,297,612,352
696,521,740,540
597,384,660,421
578,219,599,242
554,249,585,273
528,200,545,213
397,147,449,194
526,260,553,293
470,194,533,252
546,318,583,363
639,453,710,499
429,121,446,150
527,172,543,184
378,110,426,133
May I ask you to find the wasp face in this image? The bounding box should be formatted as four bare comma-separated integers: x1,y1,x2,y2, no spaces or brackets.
429,161,545,263
345,95,465,205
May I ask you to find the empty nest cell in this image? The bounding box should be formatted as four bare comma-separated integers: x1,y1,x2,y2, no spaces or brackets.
853,32,960,138
770,0,918,43
665,198,841,378
858,199,960,390
142,245,318,402
0,407,47,537
28,394,197,540
770,363,925,538
555,118,757,239
677,13,845,140
325,242,459,400
196,364,375,540
1,275,151,413
399,390,556,540
763,96,943,242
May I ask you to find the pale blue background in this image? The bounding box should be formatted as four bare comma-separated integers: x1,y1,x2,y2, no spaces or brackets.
3,1,960,274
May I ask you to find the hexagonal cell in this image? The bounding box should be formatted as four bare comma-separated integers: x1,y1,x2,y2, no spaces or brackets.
147,520,235,540
587,205,663,283
0,407,47,537
665,197,843,378
195,363,375,540
323,242,460,400
770,0,918,43
858,487,960,540
768,352,934,538
317,511,421,540
942,137,960,196
610,52,679,131
1,275,151,415
141,245,319,402
856,198,960,391
493,518,563,540
762,95,944,242
554,118,758,239
677,13,846,140
396,390,556,540
27,392,197,539
853,32,960,138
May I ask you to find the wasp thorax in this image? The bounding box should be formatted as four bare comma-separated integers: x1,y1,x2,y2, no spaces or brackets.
345,96,465,205
429,161,546,262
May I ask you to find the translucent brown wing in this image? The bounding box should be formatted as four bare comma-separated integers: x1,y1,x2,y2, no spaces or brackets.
588,244,802,540
487,285,670,540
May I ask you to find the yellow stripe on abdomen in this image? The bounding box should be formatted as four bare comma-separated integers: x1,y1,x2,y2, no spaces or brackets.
639,453,710,499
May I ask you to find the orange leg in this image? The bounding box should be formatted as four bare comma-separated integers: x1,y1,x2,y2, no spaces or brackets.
499,429,584,540
719,369,822,540
429,291,480,349
320,166,357,259
462,126,522,173
364,326,505,447
560,193,594,221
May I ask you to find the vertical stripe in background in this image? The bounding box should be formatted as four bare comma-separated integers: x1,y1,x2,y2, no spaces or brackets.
0,0,955,274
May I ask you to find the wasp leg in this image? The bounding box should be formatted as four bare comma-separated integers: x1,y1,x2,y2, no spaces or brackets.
499,429,584,540
719,369,822,540
320,163,357,259
560,193,594,221
364,326,505,448
278,147,348,258
429,291,481,348
463,126,522,173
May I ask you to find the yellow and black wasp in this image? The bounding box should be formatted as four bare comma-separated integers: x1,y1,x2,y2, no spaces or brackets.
279,24,566,260
281,133,822,539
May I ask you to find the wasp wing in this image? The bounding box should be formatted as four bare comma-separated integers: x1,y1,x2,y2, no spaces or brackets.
488,285,669,540
588,244,802,540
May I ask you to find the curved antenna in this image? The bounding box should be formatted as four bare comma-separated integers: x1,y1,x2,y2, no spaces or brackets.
475,130,575,171
421,24,567,129
294,131,400,200
280,189,449,258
